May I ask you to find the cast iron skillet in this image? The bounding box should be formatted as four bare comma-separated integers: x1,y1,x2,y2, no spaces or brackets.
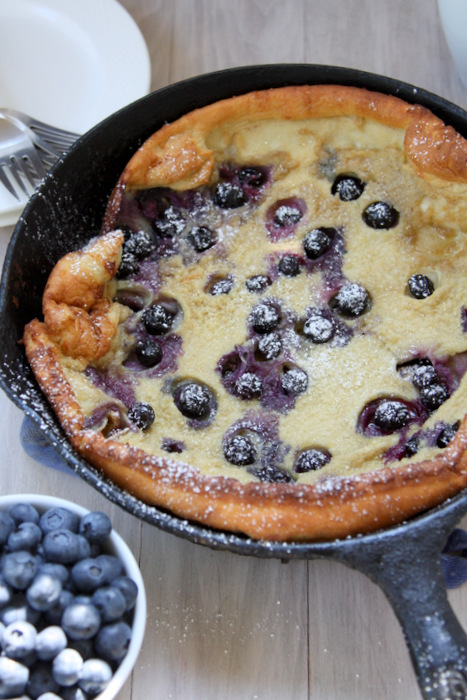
1,64,467,699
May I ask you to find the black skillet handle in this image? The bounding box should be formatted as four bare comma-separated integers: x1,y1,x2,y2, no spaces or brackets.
340,516,467,700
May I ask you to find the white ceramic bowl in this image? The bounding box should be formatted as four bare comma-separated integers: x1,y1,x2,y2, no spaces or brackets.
0,493,147,700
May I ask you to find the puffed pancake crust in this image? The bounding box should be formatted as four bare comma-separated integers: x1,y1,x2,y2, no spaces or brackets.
24,85,467,541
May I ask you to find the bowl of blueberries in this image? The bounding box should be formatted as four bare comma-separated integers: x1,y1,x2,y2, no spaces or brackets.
0,494,146,700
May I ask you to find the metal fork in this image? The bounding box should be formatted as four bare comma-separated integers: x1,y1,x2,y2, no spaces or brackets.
0,108,79,173
0,117,47,201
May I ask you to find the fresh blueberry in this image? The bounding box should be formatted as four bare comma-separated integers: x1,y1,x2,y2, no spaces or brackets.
331,174,365,201
281,366,308,396
79,512,112,544
294,449,331,473
407,274,435,299
208,276,234,295
188,226,215,252
78,658,112,695
136,337,163,367
0,576,12,609
213,182,248,209
91,586,126,623
39,508,79,535
67,638,94,662
245,274,272,293
44,590,74,626
373,400,411,432
7,522,42,552
35,626,67,662
0,513,15,547
249,302,281,334
362,201,399,229
96,555,124,584
42,530,82,565
27,662,59,699
52,648,84,687
128,402,155,430
223,434,257,466
94,621,132,662
331,282,372,317
256,332,283,361
173,382,212,419
154,206,186,237
9,503,40,526
238,166,267,188
303,227,335,259
303,311,335,344
112,576,138,612
278,254,301,276
142,303,175,335
1,621,37,659
26,573,62,612
273,203,303,227
122,227,157,259
0,656,30,698
2,550,39,590
61,603,101,640
235,372,263,400
0,593,40,626
437,421,461,448
70,559,108,594
420,384,449,410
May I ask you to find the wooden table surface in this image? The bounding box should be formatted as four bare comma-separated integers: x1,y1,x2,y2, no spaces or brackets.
2,1,467,698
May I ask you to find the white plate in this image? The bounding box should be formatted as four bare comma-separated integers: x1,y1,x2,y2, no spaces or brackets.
0,0,151,227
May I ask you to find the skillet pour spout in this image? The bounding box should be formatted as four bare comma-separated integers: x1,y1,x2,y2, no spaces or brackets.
3,64,467,699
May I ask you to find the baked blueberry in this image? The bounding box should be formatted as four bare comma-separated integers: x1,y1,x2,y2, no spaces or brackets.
331,282,372,317
127,402,155,430
136,338,163,367
331,174,366,201
257,331,283,360
122,227,157,259
249,302,281,334
404,435,420,457
362,201,400,229
245,274,272,293
420,384,449,411
412,362,438,389
214,182,248,209
238,166,267,188
173,381,212,419
154,206,186,237
407,274,435,299
303,227,335,259
373,400,411,432
303,311,335,344
117,250,140,279
294,448,331,473
250,465,294,483
281,366,308,395
142,304,175,335
208,276,234,295
437,421,460,448
273,203,303,227
223,434,257,466
278,254,301,276
235,372,263,400
188,226,215,252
